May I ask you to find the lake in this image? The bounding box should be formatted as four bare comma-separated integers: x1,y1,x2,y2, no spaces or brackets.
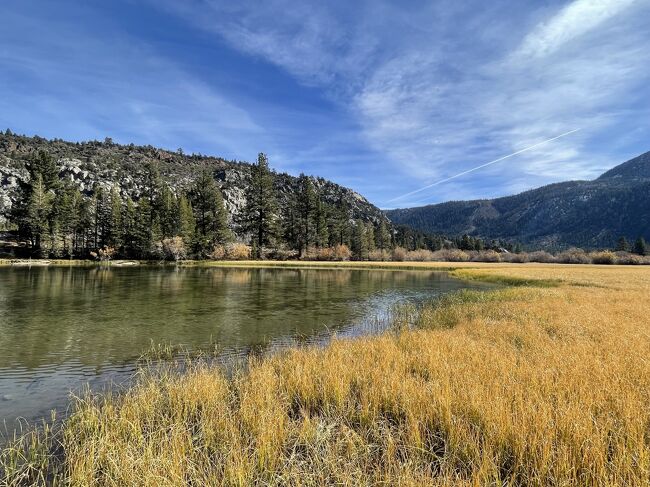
0,265,487,430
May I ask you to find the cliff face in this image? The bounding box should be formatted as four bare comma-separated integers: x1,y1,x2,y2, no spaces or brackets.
387,151,650,250
0,133,384,227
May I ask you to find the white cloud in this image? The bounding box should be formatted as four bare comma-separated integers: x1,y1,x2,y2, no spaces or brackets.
150,0,650,204
0,8,266,158
515,0,640,59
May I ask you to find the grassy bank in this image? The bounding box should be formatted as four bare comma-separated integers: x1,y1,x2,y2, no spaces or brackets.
3,264,650,485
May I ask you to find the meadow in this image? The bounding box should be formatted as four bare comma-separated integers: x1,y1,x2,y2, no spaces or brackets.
2,263,650,486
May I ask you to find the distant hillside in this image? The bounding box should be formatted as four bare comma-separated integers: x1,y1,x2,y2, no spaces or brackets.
386,152,650,250
0,132,384,227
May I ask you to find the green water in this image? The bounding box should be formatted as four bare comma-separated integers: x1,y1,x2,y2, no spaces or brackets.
0,265,485,428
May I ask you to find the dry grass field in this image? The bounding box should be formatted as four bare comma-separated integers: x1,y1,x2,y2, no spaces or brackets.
3,263,650,486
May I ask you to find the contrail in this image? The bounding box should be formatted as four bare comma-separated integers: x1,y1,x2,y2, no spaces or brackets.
387,128,582,204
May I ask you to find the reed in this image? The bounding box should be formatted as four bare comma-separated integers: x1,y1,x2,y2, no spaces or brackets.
2,264,650,486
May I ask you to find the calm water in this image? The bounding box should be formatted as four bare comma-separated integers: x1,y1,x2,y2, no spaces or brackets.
0,265,486,429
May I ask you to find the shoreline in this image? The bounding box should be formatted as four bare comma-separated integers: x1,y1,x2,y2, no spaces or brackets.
2,264,650,484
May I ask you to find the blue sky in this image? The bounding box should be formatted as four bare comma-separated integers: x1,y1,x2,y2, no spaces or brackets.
1,0,649,208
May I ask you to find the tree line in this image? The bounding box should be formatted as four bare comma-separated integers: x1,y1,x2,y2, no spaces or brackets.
7,149,647,261
8,151,398,260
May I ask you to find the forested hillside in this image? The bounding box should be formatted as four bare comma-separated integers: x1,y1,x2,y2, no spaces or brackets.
0,132,390,259
387,151,650,250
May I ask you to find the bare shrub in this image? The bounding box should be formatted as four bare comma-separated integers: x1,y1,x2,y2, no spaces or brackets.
614,252,645,265
265,248,297,261
331,244,352,261
556,248,590,264
501,252,530,263
226,243,252,260
589,251,616,265
97,246,116,262
391,247,407,262
470,250,502,263
405,249,435,261
210,243,251,260
161,237,187,262
209,245,226,260
368,249,391,261
431,249,470,262
527,251,556,263
301,245,352,261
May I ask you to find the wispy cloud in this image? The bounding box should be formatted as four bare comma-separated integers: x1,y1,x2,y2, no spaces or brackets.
3,0,650,208
0,5,266,158
157,0,650,206
514,0,640,59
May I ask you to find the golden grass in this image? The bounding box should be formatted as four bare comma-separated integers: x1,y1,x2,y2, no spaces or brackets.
3,264,650,485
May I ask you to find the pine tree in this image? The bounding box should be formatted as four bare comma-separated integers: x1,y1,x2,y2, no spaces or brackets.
26,174,53,252
376,218,391,250
27,150,59,191
144,160,162,203
329,199,351,247
314,197,329,248
178,194,196,249
157,184,178,238
212,188,231,245
107,186,123,250
296,174,316,254
460,234,472,251
56,185,81,257
282,197,299,250
365,222,376,253
122,198,137,256
634,237,647,256
241,153,278,257
191,169,231,255
77,198,94,255
351,220,369,260
616,236,629,252
133,198,153,258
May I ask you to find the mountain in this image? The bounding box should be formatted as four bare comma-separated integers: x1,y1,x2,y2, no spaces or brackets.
386,152,650,250
0,132,384,228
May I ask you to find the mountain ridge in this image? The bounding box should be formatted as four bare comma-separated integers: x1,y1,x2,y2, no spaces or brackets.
386,151,650,250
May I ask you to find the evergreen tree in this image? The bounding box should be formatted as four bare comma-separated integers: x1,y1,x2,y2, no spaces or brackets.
365,222,376,253
314,197,329,248
376,218,391,250
26,174,53,252
460,234,472,251
634,237,647,256
190,169,231,254
296,174,316,254
56,185,81,257
77,198,94,255
157,184,178,238
329,199,351,247
178,194,196,249
212,188,231,245
351,220,369,260
27,150,59,191
143,160,162,203
122,198,137,256
133,198,153,258
282,197,299,250
107,186,123,250
616,236,629,252
241,153,278,257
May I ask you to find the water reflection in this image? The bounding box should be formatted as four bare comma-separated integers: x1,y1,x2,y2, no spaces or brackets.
0,266,485,427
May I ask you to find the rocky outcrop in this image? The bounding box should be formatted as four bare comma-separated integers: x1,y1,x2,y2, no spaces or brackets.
0,133,385,227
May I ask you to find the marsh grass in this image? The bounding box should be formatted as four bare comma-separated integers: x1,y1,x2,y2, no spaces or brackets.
3,264,650,486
